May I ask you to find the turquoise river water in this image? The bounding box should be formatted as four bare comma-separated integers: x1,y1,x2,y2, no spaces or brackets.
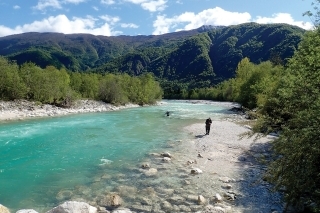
0,100,235,212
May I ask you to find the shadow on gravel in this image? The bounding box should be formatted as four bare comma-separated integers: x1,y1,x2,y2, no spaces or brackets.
233,137,285,213
195,134,206,138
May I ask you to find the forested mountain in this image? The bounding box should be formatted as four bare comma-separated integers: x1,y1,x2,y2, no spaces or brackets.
0,23,305,89
0,26,221,70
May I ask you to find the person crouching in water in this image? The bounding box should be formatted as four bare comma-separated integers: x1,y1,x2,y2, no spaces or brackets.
205,117,212,135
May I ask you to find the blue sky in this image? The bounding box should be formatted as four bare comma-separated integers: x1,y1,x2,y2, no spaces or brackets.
0,0,315,37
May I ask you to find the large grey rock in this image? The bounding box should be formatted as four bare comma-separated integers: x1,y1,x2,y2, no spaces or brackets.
111,208,133,213
214,193,223,202
162,157,171,162
16,210,38,213
197,195,206,205
46,201,97,213
160,152,172,158
0,204,10,213
191,168,203,174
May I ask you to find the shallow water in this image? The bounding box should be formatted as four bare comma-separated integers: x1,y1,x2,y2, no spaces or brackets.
0,100,236,212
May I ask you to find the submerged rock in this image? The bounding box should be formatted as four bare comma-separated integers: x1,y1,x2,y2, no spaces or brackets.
97,194,122,208
56,189,73,201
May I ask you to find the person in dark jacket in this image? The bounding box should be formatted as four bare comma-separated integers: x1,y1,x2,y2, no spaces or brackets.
205,117,212,135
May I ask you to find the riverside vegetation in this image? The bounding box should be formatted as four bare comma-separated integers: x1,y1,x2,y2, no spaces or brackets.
1,3,320,211
0,58,163,106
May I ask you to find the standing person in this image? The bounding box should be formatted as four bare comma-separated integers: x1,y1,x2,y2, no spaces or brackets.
205,117,212,135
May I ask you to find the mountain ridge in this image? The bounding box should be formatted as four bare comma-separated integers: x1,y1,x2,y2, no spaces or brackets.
0,23,306,89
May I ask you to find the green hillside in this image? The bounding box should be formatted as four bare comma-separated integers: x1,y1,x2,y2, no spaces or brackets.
0,23,305,94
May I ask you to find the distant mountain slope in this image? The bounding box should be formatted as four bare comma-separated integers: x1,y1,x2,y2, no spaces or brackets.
0,23,305,88
0,26,216,70
208,22,305,80
93,23,305,87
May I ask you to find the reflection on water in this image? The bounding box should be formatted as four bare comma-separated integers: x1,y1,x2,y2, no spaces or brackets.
0,100,236,212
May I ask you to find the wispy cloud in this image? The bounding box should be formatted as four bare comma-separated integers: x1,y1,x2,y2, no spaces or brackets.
64,0,86,3
99,15,120,25
101,0,116,5
124,0,167,12
33,0,86,11
121,23,139,28
92,6,99,11
33,0,62,10
13,5,21,9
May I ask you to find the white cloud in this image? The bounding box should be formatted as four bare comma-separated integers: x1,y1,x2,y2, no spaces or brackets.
101,0,115,5
0,14,122,37
125,0,167,12
13,5,21,9
152,7,313,35
33,0,62,10
141,0,167,12
121,23,139,28
255,13,313,30
92,6,99,11
153,7,251,35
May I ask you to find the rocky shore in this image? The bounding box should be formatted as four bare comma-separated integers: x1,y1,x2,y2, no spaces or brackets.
0,100,139,121
0,100,283,213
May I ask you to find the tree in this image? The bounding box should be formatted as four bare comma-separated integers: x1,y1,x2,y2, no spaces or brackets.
98,74,127,105
138,73,163,104
303,0,320,27
79,73,100,99
256,28,320,211
0,57,27,100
